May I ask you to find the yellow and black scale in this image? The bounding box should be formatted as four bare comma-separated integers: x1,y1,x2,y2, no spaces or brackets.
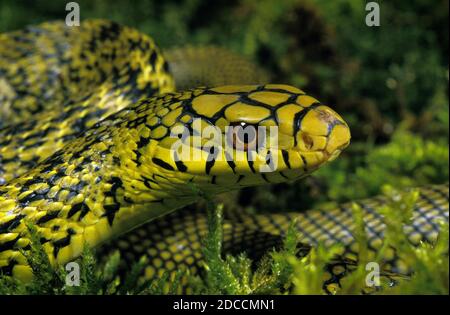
0,20,448,292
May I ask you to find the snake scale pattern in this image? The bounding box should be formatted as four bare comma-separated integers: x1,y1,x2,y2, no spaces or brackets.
0,19,448,293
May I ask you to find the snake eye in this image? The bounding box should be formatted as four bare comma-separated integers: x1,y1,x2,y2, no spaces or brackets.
227,122,258,151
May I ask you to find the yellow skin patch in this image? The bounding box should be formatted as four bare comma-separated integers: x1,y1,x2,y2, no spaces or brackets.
249,91,291,106
224,103,271,123
192,94,239,117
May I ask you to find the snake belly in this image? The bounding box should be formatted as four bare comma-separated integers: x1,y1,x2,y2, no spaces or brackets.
0,20,447,292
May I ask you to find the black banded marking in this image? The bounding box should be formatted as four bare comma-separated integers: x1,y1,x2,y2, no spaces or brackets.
142,175,158,184
281,150,291,169
142,175,158,189
136,136,150,148
103,203,121,226
175,160,187,172
102,177,124,225
52,228,76,258
154,173,169,181
205,159,215,175
247,160,256,173
225,152,236,174
205,148,219,175
133,149,143,166
226,160,236,174
300,154,308,172
67,202,90,221
18,191,46,205
152,158,174,171
292,104,320,146
0,214,25,234
0,235,20,252
36,210,60,224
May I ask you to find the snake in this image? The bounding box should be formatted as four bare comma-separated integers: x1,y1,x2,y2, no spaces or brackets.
0,19,448,293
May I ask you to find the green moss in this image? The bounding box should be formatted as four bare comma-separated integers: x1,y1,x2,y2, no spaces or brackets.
193,196,300,294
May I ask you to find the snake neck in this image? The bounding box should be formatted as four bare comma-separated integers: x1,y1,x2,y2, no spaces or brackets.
0,95,198,281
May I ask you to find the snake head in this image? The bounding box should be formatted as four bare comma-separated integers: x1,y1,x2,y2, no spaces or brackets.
147,84,350,192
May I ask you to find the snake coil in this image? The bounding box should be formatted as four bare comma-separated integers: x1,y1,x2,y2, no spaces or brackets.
0,20,448,292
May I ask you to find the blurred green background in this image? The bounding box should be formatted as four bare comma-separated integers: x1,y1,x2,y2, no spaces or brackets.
0,0,448,212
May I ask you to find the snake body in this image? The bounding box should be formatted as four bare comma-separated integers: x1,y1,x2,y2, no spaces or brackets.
0,20,448,291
